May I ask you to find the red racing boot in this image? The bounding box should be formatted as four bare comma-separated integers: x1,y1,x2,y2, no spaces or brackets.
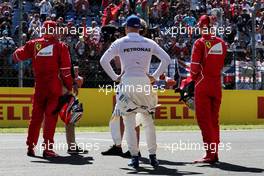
43,150,59,158
194,152,219,164
27,147,35,157
42,142,59,158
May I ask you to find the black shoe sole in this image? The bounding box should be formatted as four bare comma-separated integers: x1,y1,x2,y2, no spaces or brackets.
68,151,89,155
67,151,89,155
101,152,123,156
101,146,123,156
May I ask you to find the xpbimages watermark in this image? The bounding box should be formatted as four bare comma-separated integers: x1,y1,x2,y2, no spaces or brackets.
98,82,166,95
34,142,100,153
160,141,232,153
120,141,232,153
37,25,100,37
164,25,232,37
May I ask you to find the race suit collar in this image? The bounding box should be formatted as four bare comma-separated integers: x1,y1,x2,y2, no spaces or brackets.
202,34,213,40
43,35,59,42
127,32,140,37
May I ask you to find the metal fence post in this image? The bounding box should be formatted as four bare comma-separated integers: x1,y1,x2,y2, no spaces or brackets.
252,4,256,90
261,72,264,90
252,2,261,90
18,1,23,87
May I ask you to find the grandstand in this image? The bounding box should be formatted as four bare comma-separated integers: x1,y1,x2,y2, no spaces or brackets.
0,0,263,89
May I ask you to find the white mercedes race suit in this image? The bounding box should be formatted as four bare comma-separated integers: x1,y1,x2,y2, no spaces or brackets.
100,32,170,156
110,92,146,147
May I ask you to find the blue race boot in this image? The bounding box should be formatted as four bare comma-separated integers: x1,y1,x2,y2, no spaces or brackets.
149,154,159,168
128,156,139,168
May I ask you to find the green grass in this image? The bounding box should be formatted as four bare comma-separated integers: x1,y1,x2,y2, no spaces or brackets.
0,125,264,133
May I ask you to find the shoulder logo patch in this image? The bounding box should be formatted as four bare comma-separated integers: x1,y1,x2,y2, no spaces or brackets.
208,42,223,55
36,45,54,57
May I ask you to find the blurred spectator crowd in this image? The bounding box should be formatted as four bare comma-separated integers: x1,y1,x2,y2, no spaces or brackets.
0,0,263,89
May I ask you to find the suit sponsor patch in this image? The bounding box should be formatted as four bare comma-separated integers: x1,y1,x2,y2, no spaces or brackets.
208,42,223,55
123,47,151,53
36,45,54,56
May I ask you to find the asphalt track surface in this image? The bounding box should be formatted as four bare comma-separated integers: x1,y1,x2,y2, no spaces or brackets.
0,130,264,176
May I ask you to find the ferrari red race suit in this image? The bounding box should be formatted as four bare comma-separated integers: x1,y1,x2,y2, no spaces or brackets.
13,36,73,149
190,34,227,159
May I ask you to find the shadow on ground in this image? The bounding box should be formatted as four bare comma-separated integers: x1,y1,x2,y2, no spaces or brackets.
31,155,94,165
198,161,264,173
120,157,202,175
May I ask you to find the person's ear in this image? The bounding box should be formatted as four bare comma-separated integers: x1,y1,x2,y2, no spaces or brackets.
125,26,128,34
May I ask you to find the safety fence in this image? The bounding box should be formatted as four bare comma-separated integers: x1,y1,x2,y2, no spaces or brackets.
1,56,264,89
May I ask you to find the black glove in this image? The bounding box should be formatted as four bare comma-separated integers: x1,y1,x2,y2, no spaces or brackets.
53,93,74,115
178,80,195,102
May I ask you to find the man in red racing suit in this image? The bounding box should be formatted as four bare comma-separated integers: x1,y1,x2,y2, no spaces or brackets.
13,21,73,158
190,15,227,164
